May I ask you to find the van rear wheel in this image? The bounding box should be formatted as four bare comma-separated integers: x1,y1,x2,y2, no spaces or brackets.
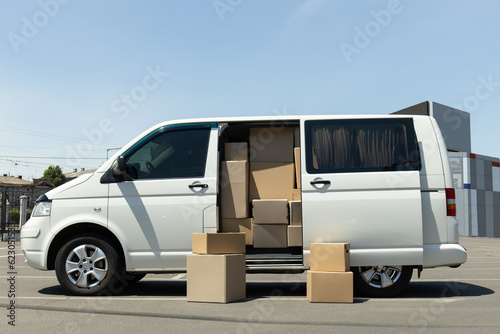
353,265,413,297
55,234,123,296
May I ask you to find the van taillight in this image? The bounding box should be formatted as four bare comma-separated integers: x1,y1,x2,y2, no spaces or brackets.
446,188,456,216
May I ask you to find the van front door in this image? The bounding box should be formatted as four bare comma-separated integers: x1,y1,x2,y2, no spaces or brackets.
301,118,423,267
107,123,219,271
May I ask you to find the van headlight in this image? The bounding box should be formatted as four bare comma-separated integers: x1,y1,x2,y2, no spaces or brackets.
33,201,52,217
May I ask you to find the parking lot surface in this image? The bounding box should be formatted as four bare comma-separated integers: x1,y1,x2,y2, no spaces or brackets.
1,236,498,333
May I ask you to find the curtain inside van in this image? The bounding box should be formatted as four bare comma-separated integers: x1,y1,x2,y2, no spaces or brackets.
311,122,414,172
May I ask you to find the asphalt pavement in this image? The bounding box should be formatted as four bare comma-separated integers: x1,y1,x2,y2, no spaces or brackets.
0,236,498,333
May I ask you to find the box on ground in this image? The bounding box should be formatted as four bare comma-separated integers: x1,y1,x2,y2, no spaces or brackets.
225,142,248,161
289,200,302,226
253,199,288,225
220,161,249,219
253,225,287,248
306,271,353,303
221,218,253,245
310,243,350,272
287,225,302,247
294,147,301,188
187,254,246,303
192,233,246,255
249,162,294,201
249,127,294,163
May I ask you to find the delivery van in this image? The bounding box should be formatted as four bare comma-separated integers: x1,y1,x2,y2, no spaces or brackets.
21,115,467,297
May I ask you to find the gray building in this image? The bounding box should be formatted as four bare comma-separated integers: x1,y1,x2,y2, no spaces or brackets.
393,101,499,238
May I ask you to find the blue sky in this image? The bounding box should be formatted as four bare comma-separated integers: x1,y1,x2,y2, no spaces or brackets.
1,0,500,179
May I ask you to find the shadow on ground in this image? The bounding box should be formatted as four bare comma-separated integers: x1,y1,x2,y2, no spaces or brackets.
38,279,494,300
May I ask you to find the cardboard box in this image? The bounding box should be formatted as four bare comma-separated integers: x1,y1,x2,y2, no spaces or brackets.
225,142,248,161
289,200,302,226
249,162,295,201
253,199,288,225
249,127,294,162
306,271,353,303
253,225,287,248
294,147,301,188
221,218,253,245
292,189,301,200
187,254,246,303
192,233,246,255
220,161,249,218
310,243,350,272
287,225,302,247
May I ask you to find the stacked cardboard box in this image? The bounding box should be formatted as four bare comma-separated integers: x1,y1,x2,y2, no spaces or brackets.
187,233,246,303
287,200,302,247
252,199,288,248
249,128,295,202
307,243,353,303
221,142,253,244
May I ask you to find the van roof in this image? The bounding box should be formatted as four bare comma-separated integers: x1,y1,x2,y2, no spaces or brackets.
154,114,428,127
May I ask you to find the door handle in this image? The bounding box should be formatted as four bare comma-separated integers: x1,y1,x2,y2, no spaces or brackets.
310,180,331,185
189,183,208,189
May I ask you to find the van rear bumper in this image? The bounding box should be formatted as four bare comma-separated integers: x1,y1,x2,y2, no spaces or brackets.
423,243,467,268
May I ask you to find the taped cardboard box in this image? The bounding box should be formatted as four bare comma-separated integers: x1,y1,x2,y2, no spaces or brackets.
249,162,295,201
287,225,302,247
192,233,246,255
306,271,353,303
289,200,302,226
253,225,287,248
221,218,253,245
253,199,288,225
187,254,246,303
310,243,350,272
294,147,301,188
249,127,294,162
220,161,249,219
225,142,248,161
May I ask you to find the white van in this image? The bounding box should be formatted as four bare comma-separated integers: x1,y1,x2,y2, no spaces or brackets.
21,115,467,297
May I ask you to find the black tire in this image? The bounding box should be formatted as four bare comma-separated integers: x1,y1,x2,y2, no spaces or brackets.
353,265,413,298
125,273,147,284
55,234,124,296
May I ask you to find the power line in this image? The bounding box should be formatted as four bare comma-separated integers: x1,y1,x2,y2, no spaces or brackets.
0,156,105,160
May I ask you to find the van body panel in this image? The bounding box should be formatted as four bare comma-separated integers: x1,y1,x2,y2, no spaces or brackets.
49,174,108,236
300,117,424,266
107,125,219,271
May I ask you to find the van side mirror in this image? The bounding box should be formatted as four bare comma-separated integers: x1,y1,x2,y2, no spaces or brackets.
113,155,132,181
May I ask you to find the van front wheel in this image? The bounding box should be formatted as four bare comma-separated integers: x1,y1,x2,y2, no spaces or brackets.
55,234,123,296
353,265,413,297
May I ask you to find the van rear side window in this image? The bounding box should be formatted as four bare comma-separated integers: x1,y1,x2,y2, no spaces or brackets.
305,119,420,173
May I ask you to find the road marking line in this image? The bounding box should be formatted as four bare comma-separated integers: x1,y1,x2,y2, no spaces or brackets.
171,273,186,280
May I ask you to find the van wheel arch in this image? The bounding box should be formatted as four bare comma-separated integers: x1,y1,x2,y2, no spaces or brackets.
47,223,125,271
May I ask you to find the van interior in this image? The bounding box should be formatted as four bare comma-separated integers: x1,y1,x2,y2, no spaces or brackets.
219,121,304,272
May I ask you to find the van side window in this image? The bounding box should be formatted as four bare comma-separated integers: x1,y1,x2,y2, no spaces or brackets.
124,126,211,179
305,119,420,173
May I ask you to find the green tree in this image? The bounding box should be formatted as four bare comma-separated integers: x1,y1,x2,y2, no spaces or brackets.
9,209,20,223
42,165,66,187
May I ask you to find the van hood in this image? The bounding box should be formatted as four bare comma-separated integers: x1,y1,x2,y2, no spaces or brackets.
42,173,94,200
